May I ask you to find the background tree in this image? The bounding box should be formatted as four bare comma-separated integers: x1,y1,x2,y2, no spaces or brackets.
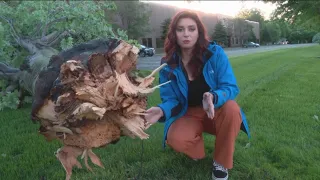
224,19,235,47
236,6,317,44
264,0,320,32
312,33,320,44
263,21,281,44
161,18,171,40
237,8,265,24
288,28,317,44
265,0,320,43
274,19,292,39
233,18,252,45
248,29,257,42
112,1,151,40
270,12,317,44
237,8,265,43
212,21,228,46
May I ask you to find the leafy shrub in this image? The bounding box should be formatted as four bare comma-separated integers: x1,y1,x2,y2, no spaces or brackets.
312,33,320,44
0,80,32,111
0,91,20,111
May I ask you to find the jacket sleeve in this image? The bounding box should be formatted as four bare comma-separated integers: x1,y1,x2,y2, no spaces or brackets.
210,47,239,108
156,62,182,122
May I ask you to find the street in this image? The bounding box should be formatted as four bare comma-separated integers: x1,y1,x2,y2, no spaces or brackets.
136,43,317,70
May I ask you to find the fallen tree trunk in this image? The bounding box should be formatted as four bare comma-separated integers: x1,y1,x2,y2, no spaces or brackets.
0,15,73,107
32,39,170,180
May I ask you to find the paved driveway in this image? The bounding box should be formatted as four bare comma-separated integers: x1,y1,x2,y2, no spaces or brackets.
136,43,317,70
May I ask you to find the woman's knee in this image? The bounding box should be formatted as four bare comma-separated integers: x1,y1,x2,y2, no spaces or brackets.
222,100,240,114
167,119,202,151
167,126,202,151
218,100,242,126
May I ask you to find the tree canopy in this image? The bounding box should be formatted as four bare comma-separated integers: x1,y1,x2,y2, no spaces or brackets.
212,21,228,46
0,1,139,66
264,0,320,31
236,8,264,42
262,21,281,43
236,2,319,45
161,18,171,41
237,8,265,25
312,33,320,44
112,1,151,40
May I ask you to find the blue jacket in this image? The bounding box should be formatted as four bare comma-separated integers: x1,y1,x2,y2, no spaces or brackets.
157,42,251,148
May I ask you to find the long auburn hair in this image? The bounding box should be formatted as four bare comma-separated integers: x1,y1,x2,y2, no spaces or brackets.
163,10,210,77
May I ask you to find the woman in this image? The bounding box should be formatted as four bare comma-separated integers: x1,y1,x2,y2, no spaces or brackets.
144,10,250,180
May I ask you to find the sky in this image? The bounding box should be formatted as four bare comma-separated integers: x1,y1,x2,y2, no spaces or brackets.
144,1,277,19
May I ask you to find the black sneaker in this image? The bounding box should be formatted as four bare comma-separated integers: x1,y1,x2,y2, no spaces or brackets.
212,161,228,180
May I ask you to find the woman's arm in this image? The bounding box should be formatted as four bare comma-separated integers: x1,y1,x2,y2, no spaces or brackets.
156,63,182,122
209,47,239,108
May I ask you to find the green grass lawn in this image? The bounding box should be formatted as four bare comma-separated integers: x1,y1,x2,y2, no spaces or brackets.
1,45,320,180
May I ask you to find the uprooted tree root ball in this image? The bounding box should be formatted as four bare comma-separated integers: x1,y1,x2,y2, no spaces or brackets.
32,39,170,180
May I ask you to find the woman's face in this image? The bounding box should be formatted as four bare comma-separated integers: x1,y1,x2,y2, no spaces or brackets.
175,17,199,49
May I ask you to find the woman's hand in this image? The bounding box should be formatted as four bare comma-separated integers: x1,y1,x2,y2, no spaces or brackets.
202,92,215,119
144,107,164,124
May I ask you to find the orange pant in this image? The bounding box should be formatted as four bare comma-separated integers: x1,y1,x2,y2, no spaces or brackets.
166,100,242,169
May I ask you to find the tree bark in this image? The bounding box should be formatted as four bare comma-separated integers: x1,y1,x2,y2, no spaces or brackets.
41,17,69,39
20,39,39,54
48,30,70,46
40,31,60,43
0,62,20,82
